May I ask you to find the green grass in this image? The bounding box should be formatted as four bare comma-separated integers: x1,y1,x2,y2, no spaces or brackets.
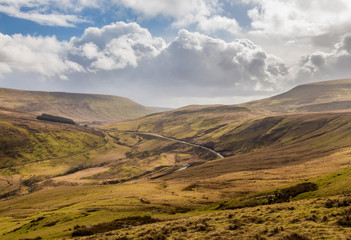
4,79,351,239
211,166,351,211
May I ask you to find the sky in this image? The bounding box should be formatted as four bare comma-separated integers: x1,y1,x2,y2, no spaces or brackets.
0,0,351,107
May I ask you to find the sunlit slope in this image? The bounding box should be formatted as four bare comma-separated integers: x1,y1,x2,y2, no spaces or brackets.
89,168,351,240
112,105,257,139
112,79,351,156
245,78,351,113
0,88,155,123
0,107,106,168
145,112,351,183
218,165,351,210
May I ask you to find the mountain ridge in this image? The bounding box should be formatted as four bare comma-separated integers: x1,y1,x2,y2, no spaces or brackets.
243,78,351,113
0,87,155,124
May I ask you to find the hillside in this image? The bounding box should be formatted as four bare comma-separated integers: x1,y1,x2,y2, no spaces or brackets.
0,88,155,124
2,78,351,239
112,79,351,148
71,167,351,240
0,108,107,198
245,78,351,113
0,108,105,167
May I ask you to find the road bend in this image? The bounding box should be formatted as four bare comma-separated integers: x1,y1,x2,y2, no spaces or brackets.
128,131,224,159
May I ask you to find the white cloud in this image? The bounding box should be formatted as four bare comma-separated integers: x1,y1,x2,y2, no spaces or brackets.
115,0,241,36
291,34,351,84
71,22,166,71
0,0,88,26
115,0,212,19
9,19,350,107
237,0,351,67
0,0,242,37
0,33,83,78
197,15,241,35
134,29,288,98
0,21,166,77
246,0,351,39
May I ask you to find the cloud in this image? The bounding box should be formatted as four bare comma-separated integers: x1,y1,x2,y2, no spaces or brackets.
115,0,241,36
0,0,88,26
115,0,212,19
0,0,242,37
291,34,351,83
0,21,166,77
71,22,166,71
197,15,241,35
247,0,351,38
246,0,351,46
132,29,288,99
0,21,289,106
0,33,83,78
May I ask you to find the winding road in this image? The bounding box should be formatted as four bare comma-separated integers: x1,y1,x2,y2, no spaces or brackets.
129,131,224,159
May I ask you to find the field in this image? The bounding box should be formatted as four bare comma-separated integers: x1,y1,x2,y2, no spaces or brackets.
1,79,351,239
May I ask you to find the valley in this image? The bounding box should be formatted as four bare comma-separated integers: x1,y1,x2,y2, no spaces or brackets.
1,79,351,239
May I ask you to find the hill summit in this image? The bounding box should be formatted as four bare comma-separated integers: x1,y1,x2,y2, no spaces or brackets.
0,88,155,124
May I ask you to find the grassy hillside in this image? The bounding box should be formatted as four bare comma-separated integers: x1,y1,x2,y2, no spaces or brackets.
112,105,257,139
0,88,155,124
73,167,351,240
112,79,351,158
110,111,351,202
0,107,109,198
0,108,105,167
245,78,351,113
3,79,351,239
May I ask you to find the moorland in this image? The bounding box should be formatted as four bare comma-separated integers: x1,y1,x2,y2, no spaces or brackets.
1,79,351,239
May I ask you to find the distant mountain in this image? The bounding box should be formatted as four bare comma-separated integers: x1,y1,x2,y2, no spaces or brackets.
0,88,156,124
113,78,351,157
148,106,174,112
244,78,351,113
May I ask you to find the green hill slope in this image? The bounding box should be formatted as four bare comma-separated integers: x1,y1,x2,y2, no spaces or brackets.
113,79,351,152
0,88,155,124
3,79,351,239
245,78,351,113
0,108,106,168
